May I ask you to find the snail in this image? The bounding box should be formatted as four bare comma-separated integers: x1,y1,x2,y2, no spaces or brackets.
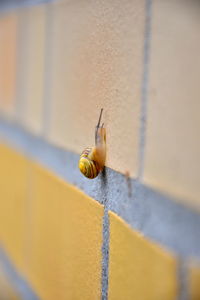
79,108,106,179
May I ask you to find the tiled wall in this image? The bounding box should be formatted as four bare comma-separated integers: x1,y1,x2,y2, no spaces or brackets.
0,0,200,299
143,0,200,207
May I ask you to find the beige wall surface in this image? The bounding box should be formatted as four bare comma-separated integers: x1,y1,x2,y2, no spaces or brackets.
0,13,18,117
143,1,200,207
16,5,46,134
45,0,145,177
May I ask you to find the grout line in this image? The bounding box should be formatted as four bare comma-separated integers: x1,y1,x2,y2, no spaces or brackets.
138,0,153,179
177,258,189,300
1,119,200,259
15,11,31,122
101,206,110,300
24,161,35,288
42,2,54,138
100,170,110,300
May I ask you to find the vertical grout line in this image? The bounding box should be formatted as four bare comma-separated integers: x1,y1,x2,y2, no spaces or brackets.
13,10,21,122
42,2,54,138
101,205,110,300
100,171,110,300
15,10,30,123
137,0,153,179
177,258,189,300
24,159,34,281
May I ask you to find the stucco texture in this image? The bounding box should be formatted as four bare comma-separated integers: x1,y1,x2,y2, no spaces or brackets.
45,0,145,178
25,162,103,300
108,211,177,300
143,0,200,208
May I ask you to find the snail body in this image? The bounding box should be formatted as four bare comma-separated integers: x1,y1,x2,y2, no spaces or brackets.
79,109,106,179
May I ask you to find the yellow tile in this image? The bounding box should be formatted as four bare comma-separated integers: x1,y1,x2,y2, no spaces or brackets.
17,5,46,134
189,262,200,300
108,211,177,300
0,13,18,117
0,144,28,272
25,163,103,300
0,269,20,300
143,1,200,207
46,0,145,177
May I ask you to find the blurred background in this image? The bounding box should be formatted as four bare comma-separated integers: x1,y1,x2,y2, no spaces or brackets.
0,0,200,299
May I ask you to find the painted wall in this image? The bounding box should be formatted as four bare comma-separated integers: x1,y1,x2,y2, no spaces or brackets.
0,0,200,299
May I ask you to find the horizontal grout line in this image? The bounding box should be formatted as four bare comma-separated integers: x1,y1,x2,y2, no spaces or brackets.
0,246,39,300
0,119,200,259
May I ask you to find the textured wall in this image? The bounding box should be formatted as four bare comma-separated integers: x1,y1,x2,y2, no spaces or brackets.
0,0,200,299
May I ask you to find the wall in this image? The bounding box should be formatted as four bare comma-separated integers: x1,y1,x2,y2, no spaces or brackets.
0,0,200,299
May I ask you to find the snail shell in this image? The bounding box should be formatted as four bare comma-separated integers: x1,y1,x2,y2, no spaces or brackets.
79,147,101,179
